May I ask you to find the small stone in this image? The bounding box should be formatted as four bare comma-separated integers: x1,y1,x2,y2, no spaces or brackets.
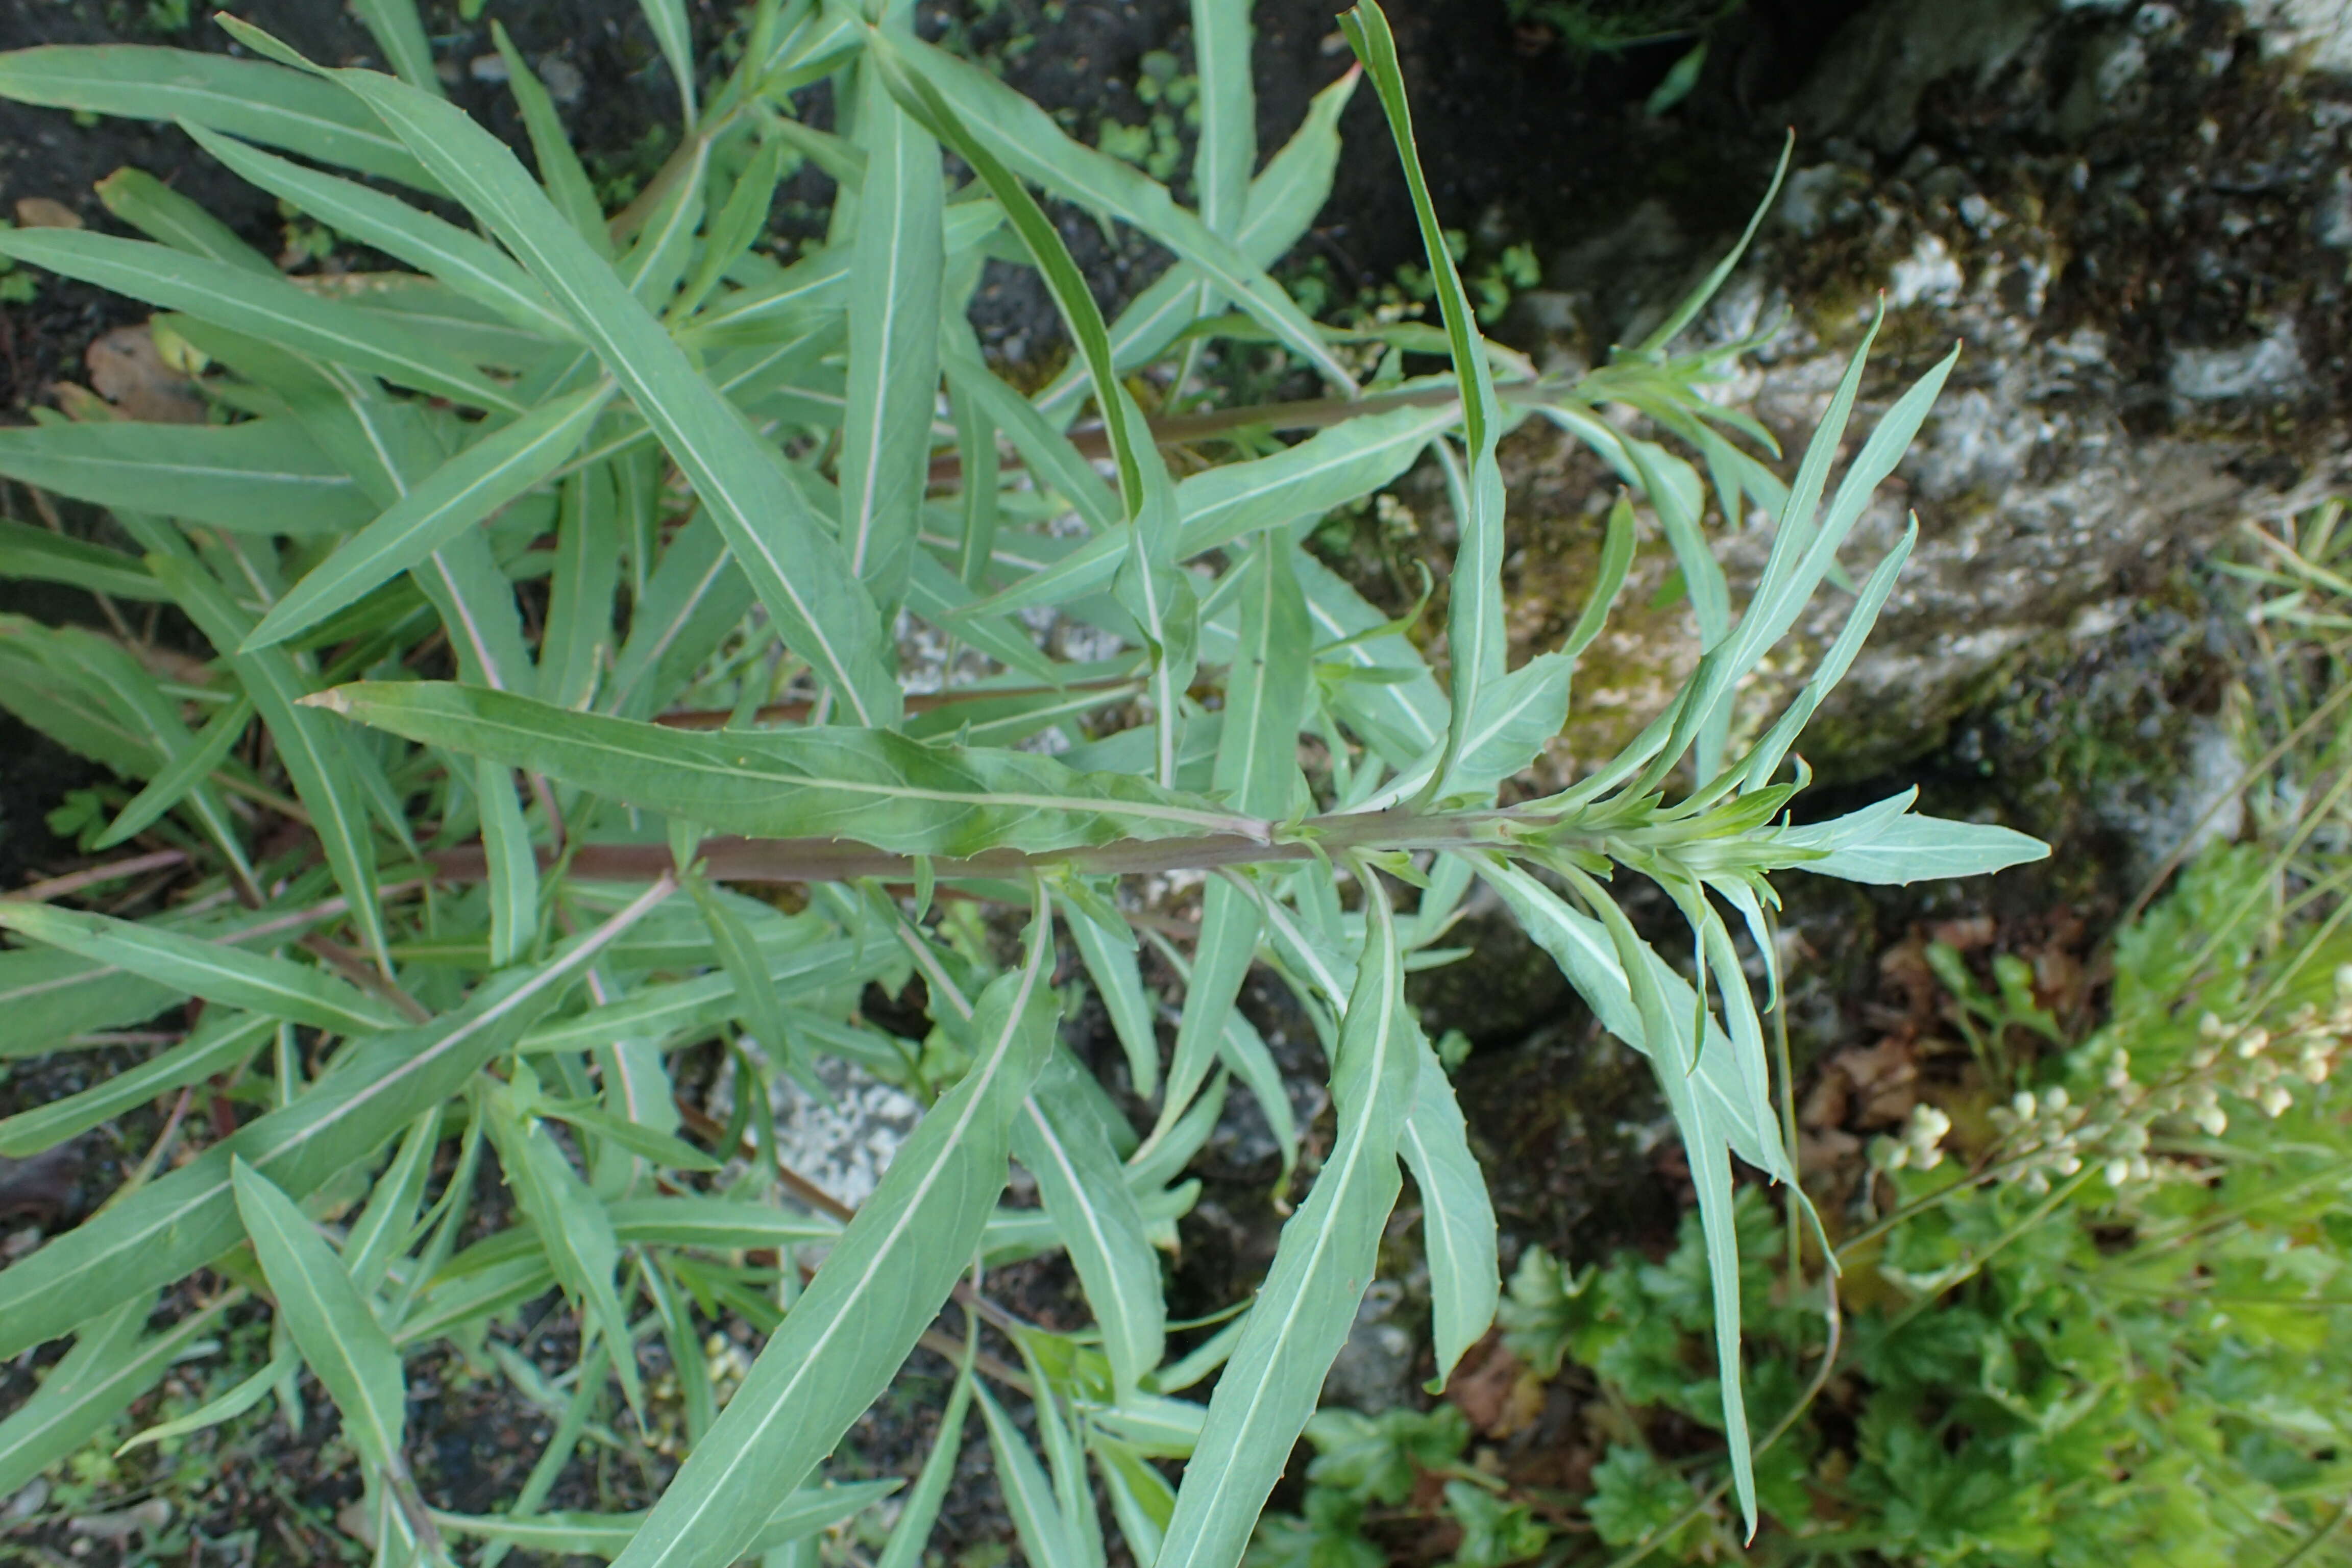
538,55,586,105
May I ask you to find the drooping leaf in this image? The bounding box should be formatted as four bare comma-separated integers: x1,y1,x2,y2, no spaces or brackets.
1398,1040,1498,1390
1153,873,1419,1568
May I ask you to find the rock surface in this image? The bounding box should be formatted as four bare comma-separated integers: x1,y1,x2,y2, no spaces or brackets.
1471,0,2352,785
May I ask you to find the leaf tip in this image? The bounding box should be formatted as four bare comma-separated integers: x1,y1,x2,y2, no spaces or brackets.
298,687,354,716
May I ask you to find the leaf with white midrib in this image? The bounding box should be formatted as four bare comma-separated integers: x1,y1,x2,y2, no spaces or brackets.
606,899,1058,1568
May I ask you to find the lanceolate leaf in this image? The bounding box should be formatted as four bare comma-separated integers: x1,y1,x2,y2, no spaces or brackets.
0,1010,272,1158
1154,874,1419,1568
1398,1040,1498,1390
184,124,575,340
1014,1061,1165,1400
840,74,944,609
1340,3,1505,804
246,381,615,649
231,1158,409,1475
606,894,1058,1568
1190,0,1256,238
0,903,402,1035
0,420,374,537
324,66,901,725
1774,793,2050,885
0,229,520,412
0,1294,232,1500
0,881,677,1360
143,547,393,969
0,46,440,190
312,681,1265,853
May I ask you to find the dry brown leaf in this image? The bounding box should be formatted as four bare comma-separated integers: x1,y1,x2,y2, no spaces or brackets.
86,324,206,424
13,196,82,230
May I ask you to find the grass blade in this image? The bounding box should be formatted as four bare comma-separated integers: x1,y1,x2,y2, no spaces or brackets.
0,517,166,600
93,695,253,851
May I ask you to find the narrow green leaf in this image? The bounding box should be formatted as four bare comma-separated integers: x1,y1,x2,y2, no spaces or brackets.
0,517,164,601
247,381,614,649
231,1157,408,1474
352,0,440,95
1095,1437,1177,1565
977,1383,1088,1568
142,546,391,968
1398,1041,1497,1390
93,696,253,851
94,166,276,273
1035,65,1357,420
1015,1060,1164,1400
485,1086,647,1417
606,893,1058,1568
477,761,541,968
333,67,900,724
345,1108,445,1294
883,34,1354,391
638,0,698,123
184,125,575,341
0,46,439,190
0,879,678,1359
0,1010,271,1158
1056,888,1160,1100
1775,794,2050,884
1154,873,1418,1568
0,419,372,536
1340,3,1504,804
0,903,400,1035
1191,0,1255,237
312,681,1267,853
872,1352,975,1568
116,1339,297,1454
604,513,758,719
685,869,794,1059
0,1294,230,1499
540,460,620,709
841,78,944,608
0,229,520,412
491,21,610,254
1562,493,1636,662
432,1483,897,1558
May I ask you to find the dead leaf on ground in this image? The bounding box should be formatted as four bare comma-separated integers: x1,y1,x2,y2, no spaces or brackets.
13,197,82,230
86,324,207,423
1448,1336,1547,1440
